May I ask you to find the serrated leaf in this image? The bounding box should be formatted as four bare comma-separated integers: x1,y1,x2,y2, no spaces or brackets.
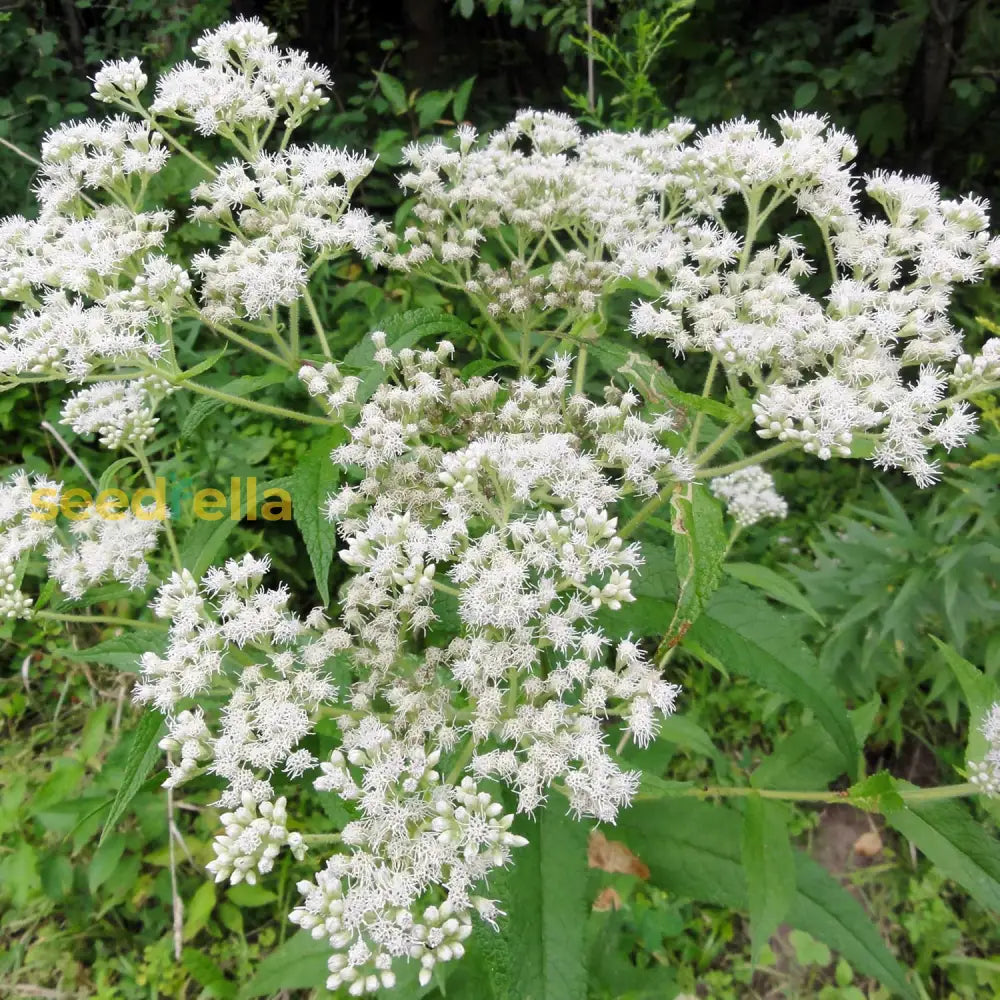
725,562,824,624
238,931,330,999
500,805,589,1000
99,710,164,844
884,791,1000,913
660,483,726,651
290,430,345,607
180,371,287,440
684,583,857,775
742,793,795,963
618,799,917,999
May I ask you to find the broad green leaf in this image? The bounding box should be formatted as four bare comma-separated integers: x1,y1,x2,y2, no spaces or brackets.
376,71,408,113
884,791,1000,913
238,931,330,999
742,793,795,963
684,583,857,775
752,698,879,791
788,851,915,999
180,371,287,440
725,562,825,624
500,805,589,1000
453,74,477,120
99,710,164,844
289,430,345,607
58,631,167,671
618,799,918,999
183,881,217,941
88,832,125,892
660,483,726,651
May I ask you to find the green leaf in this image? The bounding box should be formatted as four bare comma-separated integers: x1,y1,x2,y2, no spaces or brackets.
847,771,903,813
618,799,917,999
788,851,916,998
752,698,879,791
89,833,126,893
742,793,795,963
57,632,167,671
724,562,824,624
932,637,996,766
238,931,330,999
794,81,819,108
884,792,1000,913
453,74,477,120
289,430,345,607
98,456,139,493
180,371,286,440
99,710,164,845
376,71,408,114
684,583,857,775
183,948,236,999
183,881,217,941
176,347,228,382
661,483,726,649
500,805,589,1000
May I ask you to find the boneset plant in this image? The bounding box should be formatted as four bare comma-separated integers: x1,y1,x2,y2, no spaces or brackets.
3,18,1000,998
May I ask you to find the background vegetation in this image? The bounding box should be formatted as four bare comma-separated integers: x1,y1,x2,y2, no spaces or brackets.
1,1,999,998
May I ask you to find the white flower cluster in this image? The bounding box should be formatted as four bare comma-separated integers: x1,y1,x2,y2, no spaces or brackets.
295,731,521,993
191,145,382,323
61,375,174,449
396,112,1000,485
710,465,788,527
207,793,306,885
136,554,342,812
0,470,161,616
1,18,382,388
149,18,331,136
969,703,1000,797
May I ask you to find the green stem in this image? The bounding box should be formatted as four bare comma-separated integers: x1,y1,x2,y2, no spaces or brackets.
301,833,342,845
132,444,182,571
698,440,797,479
619,482,676,541
288,299,300,360
210,322,290,369
445,737,476,786
37,610,167,630
686,355,719,452
693,419,745,468
574,345,588,395
179,380,334,426
669,781,978,806
302,289,333,361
